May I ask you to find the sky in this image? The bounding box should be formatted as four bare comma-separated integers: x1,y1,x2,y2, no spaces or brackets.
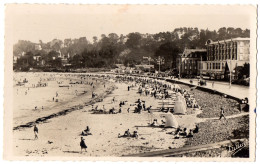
5,4,256,44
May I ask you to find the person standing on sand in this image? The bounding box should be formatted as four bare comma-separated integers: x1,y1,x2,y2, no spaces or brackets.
219,107,227,120
80,137,87,152
103,105,106,112
34,125,38,140
112,97,115,103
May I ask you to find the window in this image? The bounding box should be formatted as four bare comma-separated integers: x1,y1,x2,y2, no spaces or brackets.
240,48,244,54
222,63,225,69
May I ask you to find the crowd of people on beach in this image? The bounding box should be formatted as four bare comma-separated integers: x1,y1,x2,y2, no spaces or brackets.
15,72,241,154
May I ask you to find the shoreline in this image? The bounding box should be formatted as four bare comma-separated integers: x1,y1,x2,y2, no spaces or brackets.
13,82,117,131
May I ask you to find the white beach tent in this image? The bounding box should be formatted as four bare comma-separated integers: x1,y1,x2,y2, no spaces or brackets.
173,93,187,114
160,113,179,128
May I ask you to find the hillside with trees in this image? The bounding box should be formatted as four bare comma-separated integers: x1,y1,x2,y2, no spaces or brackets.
13,27,250,71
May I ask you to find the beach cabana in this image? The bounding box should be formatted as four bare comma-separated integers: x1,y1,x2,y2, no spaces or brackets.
173,94,187,114
160,113,178,128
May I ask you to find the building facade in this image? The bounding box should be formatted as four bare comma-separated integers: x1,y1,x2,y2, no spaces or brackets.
201,37,250,79
176,48,207,77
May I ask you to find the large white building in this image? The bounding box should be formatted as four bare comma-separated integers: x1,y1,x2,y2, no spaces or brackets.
200,37,250,79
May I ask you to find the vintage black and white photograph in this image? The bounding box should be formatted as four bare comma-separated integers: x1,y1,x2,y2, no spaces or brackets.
3,4,257,160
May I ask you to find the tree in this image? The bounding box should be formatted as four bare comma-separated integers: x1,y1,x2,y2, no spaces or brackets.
50,39,63,51
125,32,142,49
71,54,84,68
13,40,35,57
234,28,243,37
238,63,250,79
93,36,98,44
242,29,250,37
64,38,72,47
155,41,180,70
218,27,227,40
108,33,119,43
13,27,251,71
46,50,61,67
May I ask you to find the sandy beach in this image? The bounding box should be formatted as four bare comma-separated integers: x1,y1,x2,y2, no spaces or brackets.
12,72,249,157
13,72,114,127
13,73,203,157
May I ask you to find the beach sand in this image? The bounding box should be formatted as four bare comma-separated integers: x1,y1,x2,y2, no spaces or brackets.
13,72,111,127
13,75,202,157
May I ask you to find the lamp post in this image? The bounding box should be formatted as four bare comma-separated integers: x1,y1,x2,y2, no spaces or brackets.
178,54,181,79
158,56,161,74
157,56,164,74
148,57,151,74
229,39,233,89
229,59,232,89
200,54,202,78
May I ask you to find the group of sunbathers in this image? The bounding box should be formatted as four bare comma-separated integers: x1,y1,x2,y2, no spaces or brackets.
167,125,199,139
118,129,139,139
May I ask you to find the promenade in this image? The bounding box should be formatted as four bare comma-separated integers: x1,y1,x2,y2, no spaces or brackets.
165,78,251,100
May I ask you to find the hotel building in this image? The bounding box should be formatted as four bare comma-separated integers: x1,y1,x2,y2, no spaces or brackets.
201,37,250,79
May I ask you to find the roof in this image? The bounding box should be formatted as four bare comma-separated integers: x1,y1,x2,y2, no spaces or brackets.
181,49,206,58
115,64,126,69
206,37,250,45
